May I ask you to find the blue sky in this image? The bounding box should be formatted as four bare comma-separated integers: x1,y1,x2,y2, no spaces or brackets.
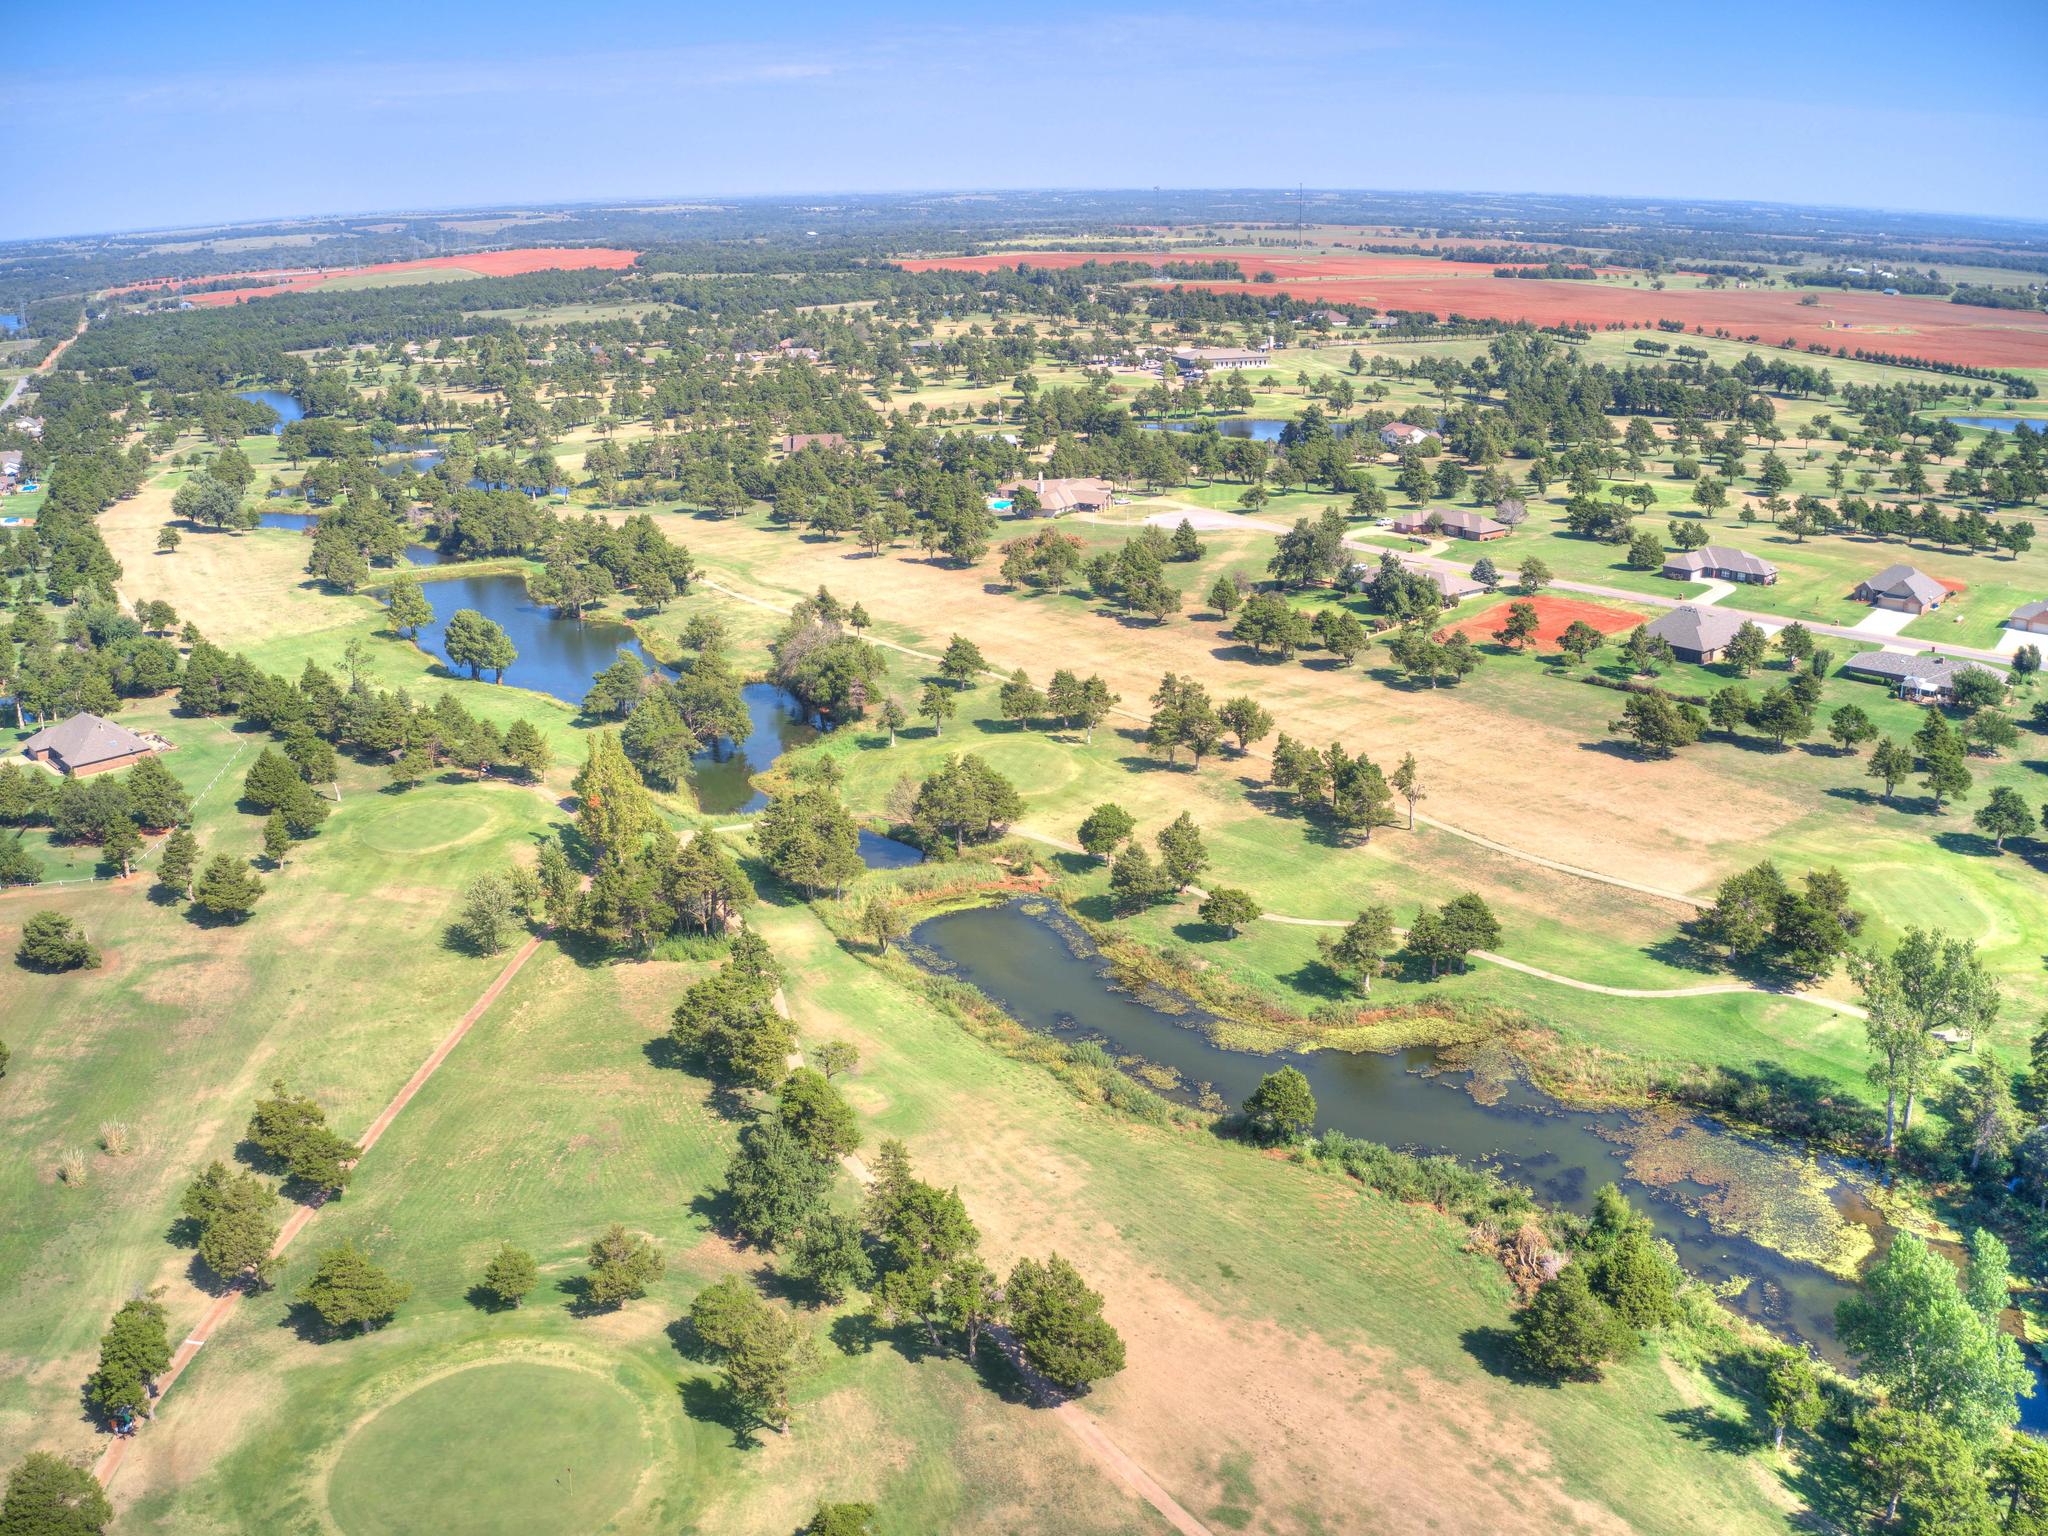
11,0,2045,239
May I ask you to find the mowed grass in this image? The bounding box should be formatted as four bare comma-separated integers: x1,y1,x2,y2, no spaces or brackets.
0,478,1814,1534
325,1362,649,1536
663,510,2047,1078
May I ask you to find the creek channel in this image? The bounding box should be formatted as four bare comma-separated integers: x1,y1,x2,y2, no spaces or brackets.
907,897,2044,1425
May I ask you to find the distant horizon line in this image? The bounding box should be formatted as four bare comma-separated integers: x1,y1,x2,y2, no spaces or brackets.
12,184,2048,249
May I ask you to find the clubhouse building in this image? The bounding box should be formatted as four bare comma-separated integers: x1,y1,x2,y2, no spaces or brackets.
19,712,164,777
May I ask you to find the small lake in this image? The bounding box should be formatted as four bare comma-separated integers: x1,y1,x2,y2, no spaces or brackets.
235,388,305,432
256,519,915,866
908,897,2044,1417
254,513,446,567
1944,416,2047,434
681,683,924,870
408,571,658,703
1140,417,1370,443
690,683,820,817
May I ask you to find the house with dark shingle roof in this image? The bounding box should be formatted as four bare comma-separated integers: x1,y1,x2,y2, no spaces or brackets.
1855,563,1949,614
1661,545,1778,584
1645,604,1748,664
1840,651,2007,703
19,712,161,777
2007,599,2048,636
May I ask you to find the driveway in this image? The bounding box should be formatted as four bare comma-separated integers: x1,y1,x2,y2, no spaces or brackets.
1993,625,2044,657
1849,606,1920,639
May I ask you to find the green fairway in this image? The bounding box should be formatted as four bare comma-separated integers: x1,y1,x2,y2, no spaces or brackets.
326,1361,649,1536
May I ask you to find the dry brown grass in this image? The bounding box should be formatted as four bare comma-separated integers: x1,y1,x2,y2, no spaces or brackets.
680,515,1804,895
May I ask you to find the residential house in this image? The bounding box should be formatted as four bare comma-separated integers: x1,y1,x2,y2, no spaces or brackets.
1001,474,1115,516
1661,545,1779,585
19,713,163,777
779,433,849,454
1644,605,1748,664
1388,508,1507,541
1855,564,1949,614
1840,651,2008,703
1165,345,1269,373
0,450,20,484
2005,599,2048,636
1379,422,1436,450
1424,568,1486,602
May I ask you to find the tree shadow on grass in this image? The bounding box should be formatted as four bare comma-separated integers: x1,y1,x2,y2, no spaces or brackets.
183,904,257,931
1662,1403,1755,1456
968,1334,1036,1406
1575,738,1654,761
1459,1325,1550,1386
277,1300,357,1346
1643,932,1735,977
1067,892,1116,924
677,1373,761,1450
1280,958,1353,1002
181,1252,241,1299
829,1312,878,1357
1933,830,2002,858
666,1314,720,1365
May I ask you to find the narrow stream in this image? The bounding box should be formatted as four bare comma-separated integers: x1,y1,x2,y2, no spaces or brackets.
908,897,2044,1422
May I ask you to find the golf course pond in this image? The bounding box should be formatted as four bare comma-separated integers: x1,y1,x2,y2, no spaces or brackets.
906,897,2046,1424
264,512,924,863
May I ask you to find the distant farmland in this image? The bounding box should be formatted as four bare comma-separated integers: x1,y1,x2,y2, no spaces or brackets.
106,246,641,306
898,249,2048,369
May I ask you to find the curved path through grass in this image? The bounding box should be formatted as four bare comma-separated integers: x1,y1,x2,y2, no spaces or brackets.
93,931,548,1490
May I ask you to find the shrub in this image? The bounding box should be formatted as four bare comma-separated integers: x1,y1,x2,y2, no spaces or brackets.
15,910,100,972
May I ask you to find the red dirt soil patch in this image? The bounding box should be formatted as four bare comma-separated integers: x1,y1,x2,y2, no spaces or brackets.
1437,595,1649,650
1939,577,1969,596
107,247,640,306
896,250,2048,368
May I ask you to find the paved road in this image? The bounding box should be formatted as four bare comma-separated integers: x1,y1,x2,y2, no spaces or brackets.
1397,546,2017,665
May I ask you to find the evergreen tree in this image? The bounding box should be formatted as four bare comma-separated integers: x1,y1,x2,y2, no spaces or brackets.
478,1243,539,1308
1514,1262,1635,1379
297,1242,411,1332
1241,1067,1316,1143
584,1224,664,1309
1006,1254,1127,1391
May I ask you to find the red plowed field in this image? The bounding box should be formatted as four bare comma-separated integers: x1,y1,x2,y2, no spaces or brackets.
1437,595,1649,650
109,246,640,306
898,250,2048,368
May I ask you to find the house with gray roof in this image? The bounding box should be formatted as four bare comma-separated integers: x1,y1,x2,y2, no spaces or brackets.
1840,651,2007,703
1645,604,1748,664
2007,599,2048,636
19,712,161,777
1855,563,1949,614
1661,545,1778,584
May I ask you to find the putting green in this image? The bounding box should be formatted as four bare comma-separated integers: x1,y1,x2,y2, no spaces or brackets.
355,794,496,856
328,1361,647,1536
